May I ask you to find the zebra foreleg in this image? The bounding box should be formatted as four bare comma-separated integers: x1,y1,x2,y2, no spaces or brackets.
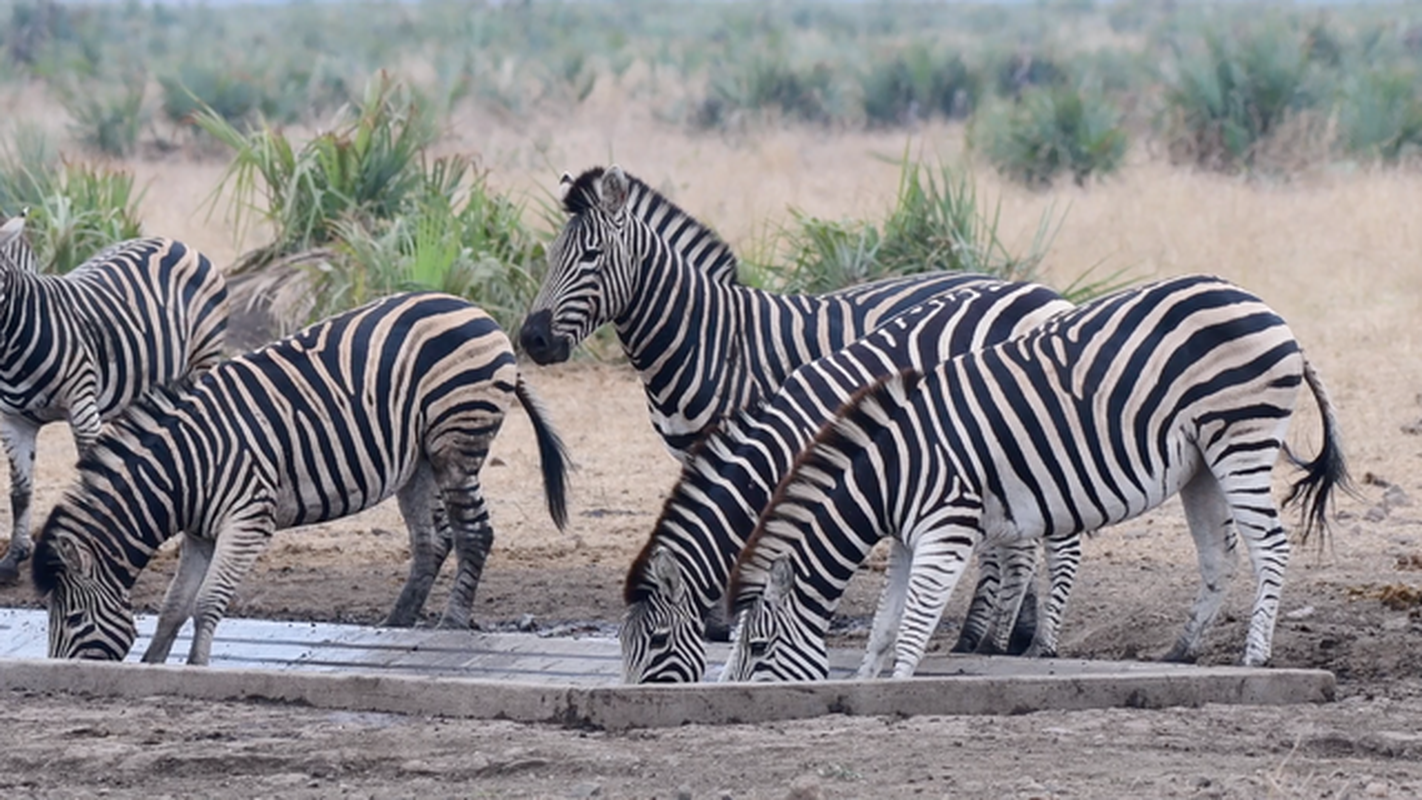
892,530,977,678
384,464,450,628
857,539,912,679
1164,469,1239,664
950,546,1000,654
187,508,275,666
979,540,1038,655
1022,533,1083,659
436,478,495,631
143,534,215,663
0,414,41,584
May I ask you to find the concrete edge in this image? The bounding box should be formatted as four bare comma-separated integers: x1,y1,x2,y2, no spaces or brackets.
0,658,1336,731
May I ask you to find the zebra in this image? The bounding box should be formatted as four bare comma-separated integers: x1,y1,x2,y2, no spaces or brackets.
721,274,1349,682
620,281,1075,683
31,292,570,665
0,213,229,585
518,164,1000,460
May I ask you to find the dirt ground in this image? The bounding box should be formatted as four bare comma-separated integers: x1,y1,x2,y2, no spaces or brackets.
3,89,1422,797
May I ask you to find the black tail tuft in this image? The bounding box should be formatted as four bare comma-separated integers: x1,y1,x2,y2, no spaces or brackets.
1282,357,1355,549
516,376,572,531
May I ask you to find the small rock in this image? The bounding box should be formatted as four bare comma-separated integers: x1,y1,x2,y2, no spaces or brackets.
785,775,822,800
1285,605,1315,620
1401,419,1422,436
1366,505,1388,523
676,785,693,800
1384,485,1412,508
1365,781,1389,797
567,782,602,799
517,614,537,632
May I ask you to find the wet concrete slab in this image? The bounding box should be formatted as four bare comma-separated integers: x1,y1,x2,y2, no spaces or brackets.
0,608,1335,729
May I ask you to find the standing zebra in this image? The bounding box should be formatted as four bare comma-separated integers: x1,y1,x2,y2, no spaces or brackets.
518,165,995,459
722,275,1349,682
621,281,1074,683
0,214,229,584
32,292,570,664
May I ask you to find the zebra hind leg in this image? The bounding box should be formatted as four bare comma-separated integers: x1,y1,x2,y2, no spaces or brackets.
435,475,496,631
143,534,215,663
1022,533,1083,659
385,462,452,628
950,546,1001,653
979,540,1038,655
1163,468,1239,664
0,415,40,584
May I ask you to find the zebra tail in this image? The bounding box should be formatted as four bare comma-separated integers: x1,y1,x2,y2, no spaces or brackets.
1281,356,1355,548
515,375,572,531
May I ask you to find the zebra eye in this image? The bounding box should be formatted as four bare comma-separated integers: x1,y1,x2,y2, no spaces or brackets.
749,639,769,658
65,611,85,627
580,247,603,262
649,630,670,649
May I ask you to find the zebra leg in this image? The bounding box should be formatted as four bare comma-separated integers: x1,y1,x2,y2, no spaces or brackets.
186,510,275,666
1023,534,1083,659
1163,469,1239,663
892,530,978,678
1221,482,1289,668
143,534,215,663
858,539,912,679
384,462,451,628
950,545,1000,654
0,414,41,583
980,540,1038,655
435,477,495,631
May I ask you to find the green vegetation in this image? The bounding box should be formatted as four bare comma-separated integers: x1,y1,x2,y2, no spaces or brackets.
973,84,1128,188
0,126,143,273
197,75,545,333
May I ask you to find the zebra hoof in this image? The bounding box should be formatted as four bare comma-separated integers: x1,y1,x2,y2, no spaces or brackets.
0,549,28,586
1160,645,1197,664
949,635,981,654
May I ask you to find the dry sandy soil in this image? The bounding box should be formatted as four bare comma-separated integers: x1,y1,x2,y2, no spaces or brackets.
2,89,1422,798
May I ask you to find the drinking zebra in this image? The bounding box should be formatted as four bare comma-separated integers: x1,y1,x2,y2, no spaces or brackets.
32,292,570,664
0,213,229,584
722,274,1349,681
518,165,996,460
620,281,1075,683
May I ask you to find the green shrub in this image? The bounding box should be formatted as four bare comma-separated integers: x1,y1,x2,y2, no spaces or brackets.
754,159,1057,295
1336,67,1422,162
1162,25,1319,171
696,49,843,128
160,64,265,129
58,80,147,158
859,43,980,126
0,128,144,273
973,84,1128,188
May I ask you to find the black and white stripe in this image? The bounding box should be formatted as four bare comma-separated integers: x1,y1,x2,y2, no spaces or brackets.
518,165,992,459
31,292,570,664
0,216,229,584
619,281,1074,683
723,274,1349,681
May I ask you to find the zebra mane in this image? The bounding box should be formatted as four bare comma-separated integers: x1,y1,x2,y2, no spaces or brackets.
727,368,924,613
561,166,740,287
76,376,203,473
624,404,766,604
29,522,67,598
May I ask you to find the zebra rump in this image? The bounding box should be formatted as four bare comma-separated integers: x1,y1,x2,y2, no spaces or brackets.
32,291,569,665
0,219,229,584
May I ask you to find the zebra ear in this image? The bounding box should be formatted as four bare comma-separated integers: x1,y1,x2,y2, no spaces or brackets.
599,165,630,214
763,555,795,607
0,208,26,247
649,546,685,605
556,172,575,204
55,535,95,579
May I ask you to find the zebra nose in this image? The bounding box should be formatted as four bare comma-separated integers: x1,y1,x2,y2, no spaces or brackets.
519,310,569,365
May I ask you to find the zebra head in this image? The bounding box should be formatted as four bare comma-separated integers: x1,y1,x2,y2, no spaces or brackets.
31,524,137,661
720,555,827,682
620,544,707,683
519,165,640,365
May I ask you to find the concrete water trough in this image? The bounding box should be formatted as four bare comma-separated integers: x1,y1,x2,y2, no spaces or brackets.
0,609,1335,730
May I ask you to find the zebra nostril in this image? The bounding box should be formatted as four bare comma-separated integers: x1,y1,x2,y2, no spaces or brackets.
518,310,569,365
